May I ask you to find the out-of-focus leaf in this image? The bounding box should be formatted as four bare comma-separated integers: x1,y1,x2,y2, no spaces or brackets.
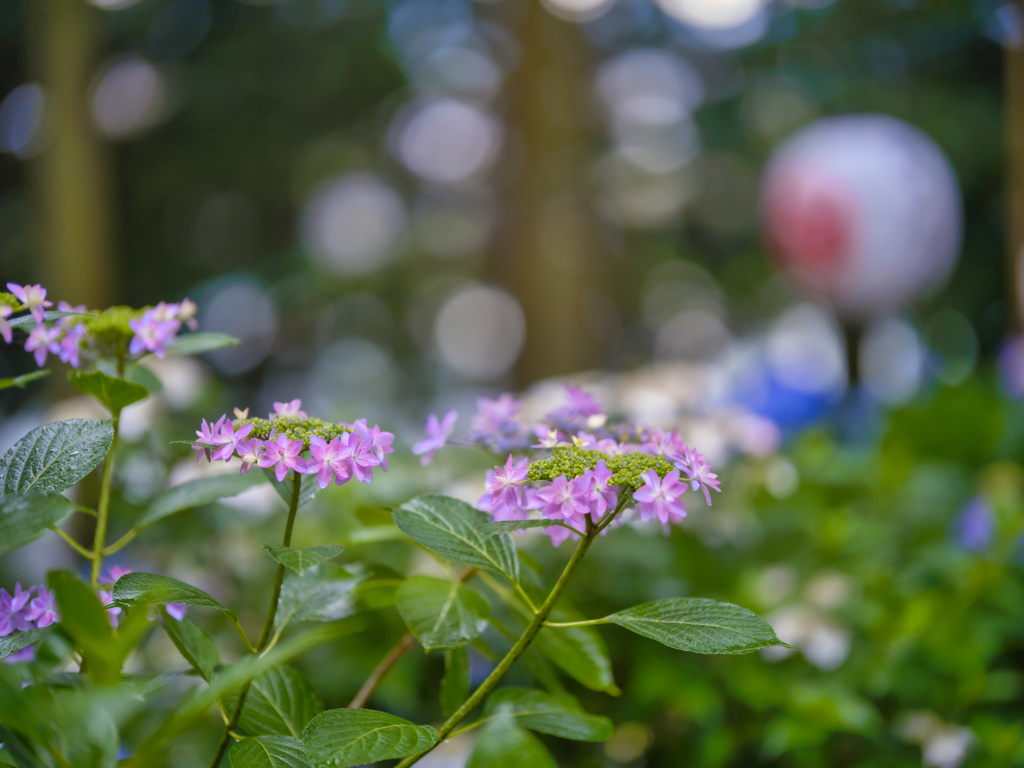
163,616,219,682
534,609,617,694
0,493,79,553
0,369,49,391
396,575,489,650
136,472,263,530
301,709,437,768
0,419,113,494
351,578,401,609
441,647,469,717
480,520,561,537
604,598,785,654
164,332,240,355
274,567,360,632
482,687,613,741
264,544,343,575
0,629,49,661
7,310,90,329
393,495,519,581
236,666,323,738
68,369,148,413
229,735,310,768
466,714,557,768
112,572,236,620
263,470,318,510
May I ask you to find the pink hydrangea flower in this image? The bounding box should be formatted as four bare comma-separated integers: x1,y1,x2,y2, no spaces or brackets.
24,587,58,628
306,436,352,489
0,305,12,344
340,431,381,484
535,475,592,522
270,399,307,419
235,438,264,474
633,469,688,525
210,420,254,462
7,283,52,321
258,434,308,481
412,410,457,466
193,415,226,463
672,448,721,506
486,454,529,510
24,322,60,366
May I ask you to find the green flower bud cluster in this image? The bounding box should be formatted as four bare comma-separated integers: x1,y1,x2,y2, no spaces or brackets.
527,447,676,492
82,306,148,344
238,415,353,449
0,292,19,310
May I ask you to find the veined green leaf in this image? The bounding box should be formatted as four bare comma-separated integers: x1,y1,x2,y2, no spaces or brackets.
0,493,79,554
68,370,148,413
483,688,613,741
273,568,360,632
164,332,240,355
393,495,519,582
264,545,343,575
0,629,49,661
236,666,322,738
301,709,437,768
162,617,219,682
604,597,785,654
466,714,556,768
396,575,489,651
0,419,113,495
230,736,310,768
112,572,236,620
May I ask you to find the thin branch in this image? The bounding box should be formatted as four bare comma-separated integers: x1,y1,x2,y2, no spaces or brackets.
50,526,93,559
347,632,417,709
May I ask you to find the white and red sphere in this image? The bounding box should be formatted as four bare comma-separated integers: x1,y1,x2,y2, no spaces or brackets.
761,115,962,321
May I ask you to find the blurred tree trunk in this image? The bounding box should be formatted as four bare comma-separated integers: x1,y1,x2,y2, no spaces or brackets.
1008,3,1024,332
29,0,114,308
495,0,605,385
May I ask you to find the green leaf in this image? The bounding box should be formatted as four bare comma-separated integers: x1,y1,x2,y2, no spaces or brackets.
604,597,785,654
68,370,148,413
466,715,557,768
136,472,263,531
162,617,219,682
396,575,489,651
274,568,359,632
0,493,79,554
230,736,310,768
164,332,240,355
48,571,117,684
441,647,469,717
236,666,323,738
264,545,344,575
0,369,49,391
483,688,613,741
350,578,401,609
0,629,49,661
112,572,236,620
393,495,519,582
480,520,562,537
301,709,437,768
7,310,91,329
0,419,113,494
534,610,617,694
263,469,319,510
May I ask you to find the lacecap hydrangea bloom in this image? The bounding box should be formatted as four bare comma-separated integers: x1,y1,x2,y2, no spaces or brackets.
0,282,198,369
414,386,720,546
193,400,394,488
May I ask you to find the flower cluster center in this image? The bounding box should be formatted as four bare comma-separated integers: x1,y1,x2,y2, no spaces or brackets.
527,447,676,491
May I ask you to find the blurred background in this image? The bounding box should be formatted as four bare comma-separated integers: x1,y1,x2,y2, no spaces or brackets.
3,0,1024,766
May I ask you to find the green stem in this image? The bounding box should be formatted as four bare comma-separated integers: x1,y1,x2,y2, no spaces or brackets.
394,520,599,768
208,472,302,768
542,618,606,628
89,414,119,589
51,525,92,559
